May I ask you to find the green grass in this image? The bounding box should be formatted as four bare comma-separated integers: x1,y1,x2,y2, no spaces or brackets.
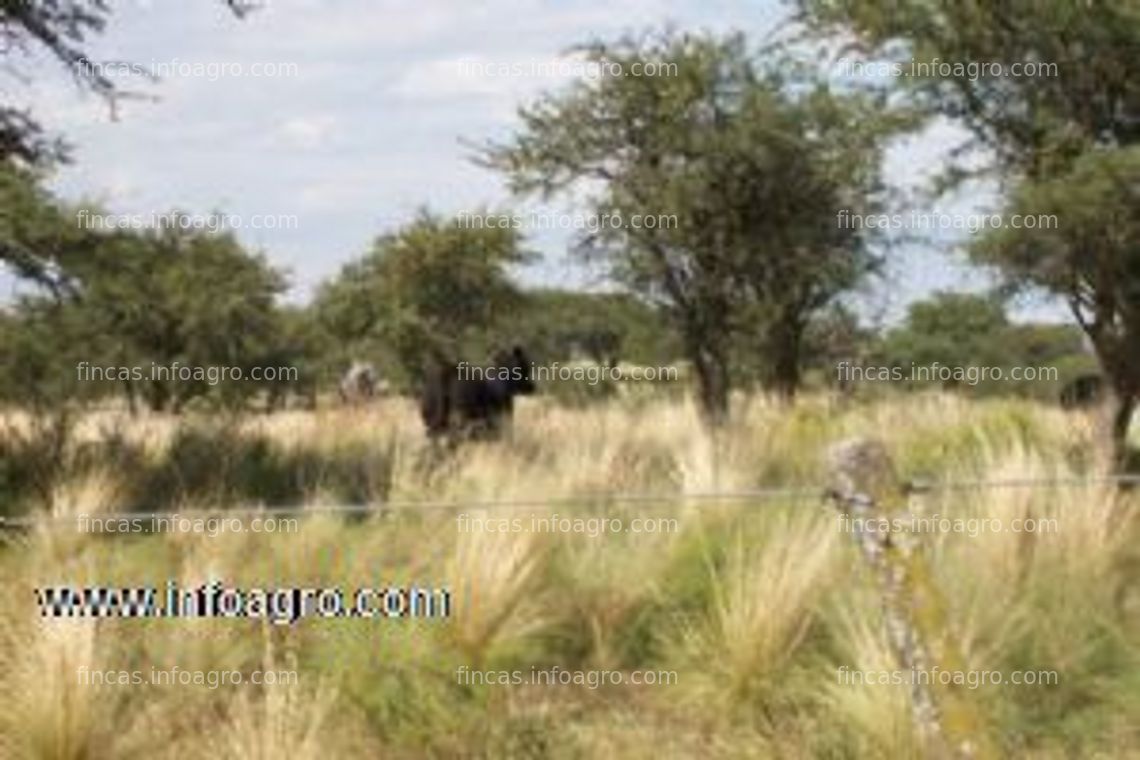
0,392,1137,758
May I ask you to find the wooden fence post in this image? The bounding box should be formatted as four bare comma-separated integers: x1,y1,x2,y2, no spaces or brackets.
827,438,998,760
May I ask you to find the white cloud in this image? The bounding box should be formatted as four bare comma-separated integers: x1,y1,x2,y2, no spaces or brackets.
390,51,618,103
23,0,990,309
275,115,338,149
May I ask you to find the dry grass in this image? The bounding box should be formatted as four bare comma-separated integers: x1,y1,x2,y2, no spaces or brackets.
447,525,552,664
0,391,1136,757
672,510,841,707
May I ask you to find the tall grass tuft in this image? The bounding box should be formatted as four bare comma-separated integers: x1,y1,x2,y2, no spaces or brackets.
671,508,840,709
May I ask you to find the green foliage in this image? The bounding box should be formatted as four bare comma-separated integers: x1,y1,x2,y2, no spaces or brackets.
137,423,394,508
0,420,398,517
793,0,1140,181
482,29,908,416
0,164,102,289
314,210,532,385
881,292,1011,383
795,0,1140,461
0,0,249,167
973,148,1140,395
512,289,679,365
875,292,1089,398
70,221,288,411
0,2,111,166
0,177,293,412
781,303,875,389
0,300,104,409
255,304,326,410
0,412,76,516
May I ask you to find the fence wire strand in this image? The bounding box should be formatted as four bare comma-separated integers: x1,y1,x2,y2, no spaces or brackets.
2,474,1138,530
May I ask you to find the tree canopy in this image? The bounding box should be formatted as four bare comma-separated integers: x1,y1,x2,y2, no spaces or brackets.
796,0,1140,464
314,211,532,383
480,30,909,420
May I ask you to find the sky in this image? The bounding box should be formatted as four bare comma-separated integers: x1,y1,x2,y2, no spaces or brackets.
3,0,1066,323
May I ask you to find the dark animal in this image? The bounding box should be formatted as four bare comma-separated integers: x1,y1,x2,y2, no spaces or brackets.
1059,373,1105,409
421,346,536,439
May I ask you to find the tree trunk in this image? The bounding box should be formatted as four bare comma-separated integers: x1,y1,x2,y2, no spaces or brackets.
1107,387,1136,470
764,314,806,402
692,346,730,427
770,327,803,403
1068,301,1138,472
145,381,170,412
123,379,139,416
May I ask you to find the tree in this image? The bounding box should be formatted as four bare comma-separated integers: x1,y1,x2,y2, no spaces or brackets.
512,289,677,368
0,163,106,294
882,292,1011,379
62,219,287,412
479,30,904,423
974,149,1140,436
800,302,876,390
0,3,286,414
0,0,254,288
0,297,107,410
1,0,113,166
0,213,292,413
0,0,255,164
870,292,1091,399
794,0,1140,462
255,304,326,411
314,211,531,384
0,170,114,416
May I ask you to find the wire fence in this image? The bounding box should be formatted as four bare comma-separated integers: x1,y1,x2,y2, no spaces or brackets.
3,474,1139,531
13,441,1134,759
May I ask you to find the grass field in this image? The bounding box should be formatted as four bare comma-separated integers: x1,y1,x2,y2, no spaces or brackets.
1,393,1137,758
